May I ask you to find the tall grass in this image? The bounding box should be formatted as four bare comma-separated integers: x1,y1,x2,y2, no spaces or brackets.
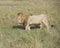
0,0,60,48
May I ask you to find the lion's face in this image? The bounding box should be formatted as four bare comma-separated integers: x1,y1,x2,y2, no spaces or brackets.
17,13,24,24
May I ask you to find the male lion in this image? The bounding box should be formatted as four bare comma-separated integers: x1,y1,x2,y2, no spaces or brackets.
17,13,50,31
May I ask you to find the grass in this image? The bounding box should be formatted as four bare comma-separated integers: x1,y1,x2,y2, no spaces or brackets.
0,0,60,48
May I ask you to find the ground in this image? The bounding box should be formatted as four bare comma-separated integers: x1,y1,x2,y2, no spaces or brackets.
0,0,60,48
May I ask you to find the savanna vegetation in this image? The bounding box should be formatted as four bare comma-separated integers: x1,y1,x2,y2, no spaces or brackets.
0,0,60,48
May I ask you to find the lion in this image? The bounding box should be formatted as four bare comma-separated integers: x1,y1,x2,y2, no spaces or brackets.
17,13,50,31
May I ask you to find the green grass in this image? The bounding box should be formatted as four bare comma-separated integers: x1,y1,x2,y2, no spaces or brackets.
0,0,60,48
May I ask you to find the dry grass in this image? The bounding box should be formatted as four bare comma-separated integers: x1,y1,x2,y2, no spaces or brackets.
0,0,60,48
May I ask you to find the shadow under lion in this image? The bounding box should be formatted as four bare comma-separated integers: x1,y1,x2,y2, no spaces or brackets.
12,24,41,30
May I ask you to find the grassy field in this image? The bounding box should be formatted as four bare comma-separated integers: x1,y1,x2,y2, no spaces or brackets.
0,0,60,48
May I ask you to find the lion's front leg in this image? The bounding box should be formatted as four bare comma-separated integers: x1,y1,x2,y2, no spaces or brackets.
25,24,30,30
